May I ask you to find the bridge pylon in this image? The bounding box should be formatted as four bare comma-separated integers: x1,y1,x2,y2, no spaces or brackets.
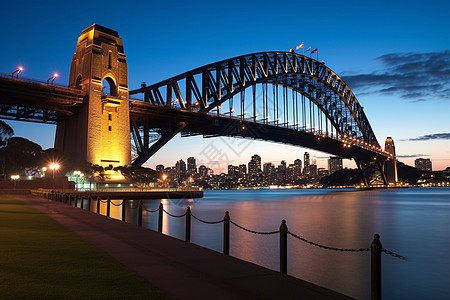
55,25,131,177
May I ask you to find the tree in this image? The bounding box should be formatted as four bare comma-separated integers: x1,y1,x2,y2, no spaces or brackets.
0,120,14,148
0,137,43,177
114,165,159,186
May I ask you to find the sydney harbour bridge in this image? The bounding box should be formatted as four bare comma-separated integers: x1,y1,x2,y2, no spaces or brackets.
0,25,396,185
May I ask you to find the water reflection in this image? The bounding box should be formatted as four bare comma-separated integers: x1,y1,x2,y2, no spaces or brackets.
81,188,450,300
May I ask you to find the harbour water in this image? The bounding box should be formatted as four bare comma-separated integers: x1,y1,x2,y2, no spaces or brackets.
106,187,450,299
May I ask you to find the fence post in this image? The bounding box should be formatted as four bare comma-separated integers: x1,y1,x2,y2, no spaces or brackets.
185,207,191,242
97,197,101,214
280,219,288,274
158,202,163,233
371,233,382,300
121,199,126,222
223,211,230,255
138,200,143,227
74,195,78,207
87,196,91,211
106,197,111,217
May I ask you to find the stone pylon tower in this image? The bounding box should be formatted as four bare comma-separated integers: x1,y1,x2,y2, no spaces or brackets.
384,137,398,184
55,25,131,174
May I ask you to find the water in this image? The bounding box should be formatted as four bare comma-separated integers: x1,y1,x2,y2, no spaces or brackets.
100,187,450,299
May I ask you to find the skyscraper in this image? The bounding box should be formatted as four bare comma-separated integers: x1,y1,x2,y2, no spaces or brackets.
175,160,186,179
248,154,261,176
384,137,398,184
415,158,432,171
187,157,197,174
303,152,310,175
328,157,343,175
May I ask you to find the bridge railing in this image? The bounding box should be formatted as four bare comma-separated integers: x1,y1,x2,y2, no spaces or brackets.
38,190,405,300
0,72,83,91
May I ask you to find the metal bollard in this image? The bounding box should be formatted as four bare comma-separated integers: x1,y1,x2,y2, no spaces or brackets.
185,207,191,242
158,202,163,233
223,211,230,255
106,197,111,217
138,201,143,227
121,199,126,222
280,219,288,274
371,234,382,300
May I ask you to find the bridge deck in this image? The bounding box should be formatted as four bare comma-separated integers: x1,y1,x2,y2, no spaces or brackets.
16,194,353,300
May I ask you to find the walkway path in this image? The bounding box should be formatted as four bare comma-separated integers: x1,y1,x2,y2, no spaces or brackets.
12,194,353,300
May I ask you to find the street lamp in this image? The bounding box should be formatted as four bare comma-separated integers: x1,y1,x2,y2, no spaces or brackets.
11,67,23,78
47,73,58,84
74,171,83,191
49,163,60,179
11,175,19,189
162,174,167,188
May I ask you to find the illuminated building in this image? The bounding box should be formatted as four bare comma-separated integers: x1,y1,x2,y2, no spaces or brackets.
328,156,343,175
384,137,398,184
415,158,432,171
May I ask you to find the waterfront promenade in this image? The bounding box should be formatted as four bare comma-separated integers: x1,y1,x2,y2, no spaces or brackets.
4,193,353,300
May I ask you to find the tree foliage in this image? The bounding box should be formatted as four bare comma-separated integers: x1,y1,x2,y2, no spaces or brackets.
0,120,14,148
114,165,159,186
0,137,43,176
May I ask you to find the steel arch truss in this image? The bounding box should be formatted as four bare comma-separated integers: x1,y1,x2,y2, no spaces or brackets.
130,51,379,148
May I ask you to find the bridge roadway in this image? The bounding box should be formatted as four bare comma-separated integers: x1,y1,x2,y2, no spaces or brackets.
15,193,353,300
0,74,390,163
0,74,85,123
130,101,389,162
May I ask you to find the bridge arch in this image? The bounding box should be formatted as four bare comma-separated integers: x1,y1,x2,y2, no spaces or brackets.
130,51,379,148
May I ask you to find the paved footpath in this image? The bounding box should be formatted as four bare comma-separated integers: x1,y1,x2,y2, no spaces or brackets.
11,194,354,300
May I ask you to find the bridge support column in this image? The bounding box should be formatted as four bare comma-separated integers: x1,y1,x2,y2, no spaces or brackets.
55,24,131,180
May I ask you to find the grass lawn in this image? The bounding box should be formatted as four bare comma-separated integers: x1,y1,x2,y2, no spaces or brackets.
0,197,172,299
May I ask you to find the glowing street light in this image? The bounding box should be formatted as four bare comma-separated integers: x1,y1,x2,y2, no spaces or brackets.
74,171,83,191
11,67,23,78
11,175,19,189
49,163,60,179
47,73,58,84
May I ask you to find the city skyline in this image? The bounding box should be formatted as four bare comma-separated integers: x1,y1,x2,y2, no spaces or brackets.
1,0,449,172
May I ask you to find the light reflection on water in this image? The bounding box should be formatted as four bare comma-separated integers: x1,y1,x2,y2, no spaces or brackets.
92,187,450,300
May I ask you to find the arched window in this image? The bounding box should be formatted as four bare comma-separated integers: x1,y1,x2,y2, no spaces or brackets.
102,77,117,96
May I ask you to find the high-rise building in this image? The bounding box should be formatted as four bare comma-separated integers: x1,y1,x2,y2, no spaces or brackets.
303,152,310,175
293,159,302,179
175,160,186,178
328,157,343,175
156,164,164,172
238,164,247,178
187,157,197,174
198,165,208,177
384,137,398,184
228,165,239,177
415,158,432,171
248,154,262,178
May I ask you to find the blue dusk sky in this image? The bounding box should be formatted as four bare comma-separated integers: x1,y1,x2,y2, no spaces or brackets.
0,0,449,172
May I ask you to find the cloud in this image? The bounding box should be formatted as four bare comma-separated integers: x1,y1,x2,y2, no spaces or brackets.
397,154,428,158
402,133,450,141
342,50,450,102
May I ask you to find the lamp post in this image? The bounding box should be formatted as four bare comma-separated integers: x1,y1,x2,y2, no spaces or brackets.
47,73,58,84
49,163,60,189
11,67,23,78
74,171,84,191
11,175,19,189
